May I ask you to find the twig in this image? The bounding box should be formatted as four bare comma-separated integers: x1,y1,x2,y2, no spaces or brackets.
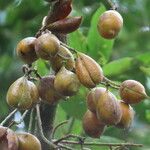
52,120,68,139
36,104,58,149
0,109,18,126
59,140,143,148
105,0,117,10
8,110,29,128
58,143,74,150
67,117,75,134
103,77,120,87
101,82,119,90
28,108,34,133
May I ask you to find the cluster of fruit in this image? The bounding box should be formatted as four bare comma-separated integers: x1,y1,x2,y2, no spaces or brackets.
82,9,147,138
0,126,41,150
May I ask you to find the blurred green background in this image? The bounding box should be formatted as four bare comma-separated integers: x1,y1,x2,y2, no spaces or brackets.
0,0,150,149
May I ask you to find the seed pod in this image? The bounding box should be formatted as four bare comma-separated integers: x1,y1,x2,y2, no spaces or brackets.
17,132,41,150
54,66,80,96
82,110,105,138
47,16,82,34
96,90,122,125
75,52,103,88
35,33,60,60
6,76,39,110
38,75,62,104
116,101,134,129
16,37,38,64
97,10,123,39
50,45,75,72
0,126,19,150
45,0,72,25
87,87,106,113
119,80,147,104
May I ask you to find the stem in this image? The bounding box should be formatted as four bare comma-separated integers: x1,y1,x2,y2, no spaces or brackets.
36,104,58,149
0,109,18,126
103,77,120,87
105,0,117,10
67,117,75,134
28,108,34,133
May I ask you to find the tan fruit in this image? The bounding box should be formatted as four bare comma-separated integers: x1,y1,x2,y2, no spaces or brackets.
86,87,106,113
35,33,60,60
116,101,134,129
97,10,123,39
96,90,122,125
38,75,62,104
50,45,75,72
119,80,146,104
54,66,80,96
75,52,103,88
0,126,19,150
17,132,41,150
6,76,39,110
16,37,38,64
82,110,105,138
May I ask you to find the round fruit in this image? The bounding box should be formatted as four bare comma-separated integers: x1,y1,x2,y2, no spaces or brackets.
97,10,123,39
17,132,41,150
75,52,103,88
82,110,105,138
54,67,80,96
86,87,106,113
35,33,60,60
16,37,38,64
6,76,39,110
116,101,134,129
0,126,19,150
38,75,62,104
96,89,122,125
119,80,146,104
50,45,75,72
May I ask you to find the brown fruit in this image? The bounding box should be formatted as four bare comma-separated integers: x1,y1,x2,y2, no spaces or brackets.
35,33,60,60
96,90,122,125
54,66,80,96
75,52,103,88
82,110,105,138
50,45,75,72
0,126,19,150
38,75,62,104
6,76,39,110
16,37,38,64
116,101,134,129
97,10,123,39
17,132,41,150
86,87,106,113
119,80,146,104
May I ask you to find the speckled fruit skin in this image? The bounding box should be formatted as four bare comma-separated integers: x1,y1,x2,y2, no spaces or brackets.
38,75,62,104
119,80,146,104
50,45,75,72
6,76,39,110
82,110,105,138
86,87,106,113
97,10,123,39
17,132,41,150
0,126,19,150
75,52,103,88
96,90,122,125
16,37,38,64
35,33,60,60
116,101,134,129
54,67,80,96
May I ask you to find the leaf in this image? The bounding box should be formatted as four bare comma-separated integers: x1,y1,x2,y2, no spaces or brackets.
140,66,150,77
103,57,133,77
136,52,150,66
87,4,114,63
68,30,87,52
60,87,87,120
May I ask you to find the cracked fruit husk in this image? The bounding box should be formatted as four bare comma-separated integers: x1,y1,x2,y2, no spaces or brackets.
54,67,80,96
75,52,103,88
6,76,39,110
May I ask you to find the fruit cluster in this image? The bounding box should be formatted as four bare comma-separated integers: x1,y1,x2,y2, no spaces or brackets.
1,1,148,149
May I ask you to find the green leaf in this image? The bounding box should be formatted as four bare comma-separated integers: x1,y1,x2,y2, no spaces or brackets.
68,30,87,53
140,66,150,77
103,57,133,77
60,87,87,120
136,52,150,66
87,4,114,63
